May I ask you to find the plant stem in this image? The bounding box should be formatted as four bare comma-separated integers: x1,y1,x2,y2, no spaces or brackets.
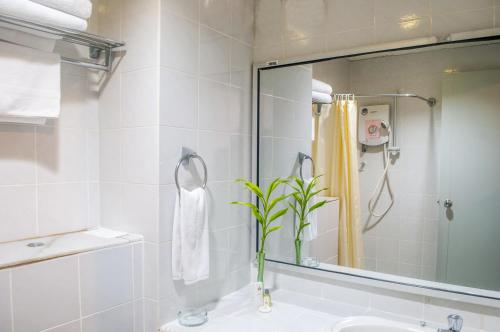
257,251,265,283
294,238,302,265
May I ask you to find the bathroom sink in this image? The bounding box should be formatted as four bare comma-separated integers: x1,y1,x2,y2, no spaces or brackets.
331,316,433,332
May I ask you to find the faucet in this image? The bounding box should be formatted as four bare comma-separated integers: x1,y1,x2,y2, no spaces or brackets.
438,314,463,332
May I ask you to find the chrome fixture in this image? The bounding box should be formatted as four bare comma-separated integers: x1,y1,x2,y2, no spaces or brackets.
0,13,125,71
444,199,453,208
298,152,314,180
438,314,463,332
356,93,437,107
175,151,208,196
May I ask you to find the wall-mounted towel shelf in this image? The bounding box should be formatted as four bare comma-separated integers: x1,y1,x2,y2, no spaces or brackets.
0,13,125,72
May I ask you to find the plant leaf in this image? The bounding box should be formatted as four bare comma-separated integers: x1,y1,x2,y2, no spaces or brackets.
266,225,283,236
306,200,329,215
269,208,288,223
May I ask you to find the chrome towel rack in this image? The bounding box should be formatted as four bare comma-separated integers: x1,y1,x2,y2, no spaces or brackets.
298,152,314,180
0,13,125,72
175,152,208,196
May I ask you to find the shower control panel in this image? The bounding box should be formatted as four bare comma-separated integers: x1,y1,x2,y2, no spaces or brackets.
358,104,390,146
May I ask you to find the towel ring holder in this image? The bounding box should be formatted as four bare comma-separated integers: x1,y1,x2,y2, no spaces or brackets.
298,152,314,180
175,152,208,195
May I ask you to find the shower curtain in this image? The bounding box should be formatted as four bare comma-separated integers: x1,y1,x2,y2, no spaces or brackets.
312,100,364,268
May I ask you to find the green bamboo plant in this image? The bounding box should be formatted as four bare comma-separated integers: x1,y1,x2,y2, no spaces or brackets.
231,177,290,284
288,176,329,265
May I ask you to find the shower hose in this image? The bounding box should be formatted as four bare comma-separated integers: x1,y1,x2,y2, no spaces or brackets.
367,123,394,218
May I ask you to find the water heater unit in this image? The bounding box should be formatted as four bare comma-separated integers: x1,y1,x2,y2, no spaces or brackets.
358,105,390,146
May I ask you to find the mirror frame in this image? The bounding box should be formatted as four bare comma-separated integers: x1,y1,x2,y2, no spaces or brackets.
252,34,500,303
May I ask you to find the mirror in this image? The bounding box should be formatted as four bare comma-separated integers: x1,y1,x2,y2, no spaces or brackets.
257,37,500,294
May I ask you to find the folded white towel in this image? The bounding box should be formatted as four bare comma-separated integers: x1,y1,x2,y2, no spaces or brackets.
302,178,318,242
312,79,333,95
0,41,60,122
0,0,88,31
312,91,332,104
172,187,209,285
30,0,92,20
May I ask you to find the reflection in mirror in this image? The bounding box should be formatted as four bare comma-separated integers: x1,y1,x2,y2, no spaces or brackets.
257,39,500,293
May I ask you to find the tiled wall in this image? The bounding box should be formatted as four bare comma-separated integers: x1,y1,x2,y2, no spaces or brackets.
97,0,254,329
0,19,100,243
267,267,500,332
156,0,254,326
0,243,143,332
254,0,500,62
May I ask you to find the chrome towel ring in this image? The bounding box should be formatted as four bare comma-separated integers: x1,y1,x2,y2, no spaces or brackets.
175,152,208,196
298,152,314,180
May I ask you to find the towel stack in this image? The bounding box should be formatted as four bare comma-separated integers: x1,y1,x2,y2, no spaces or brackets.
0,0,92,123
312,79,333,104
0,0,92,31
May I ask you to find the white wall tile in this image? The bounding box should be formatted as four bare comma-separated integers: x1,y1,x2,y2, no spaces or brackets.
164,0,200,21
230,41,252,89
44,321,81,332
159,184,176,243
198,131,231,181
80,246,133,315
0,185,36,242
0,124,36,185
0,270,12,332
230,134,251,179
121,184,159,242
99,182,123,229
37,183,88,236
12,257,80,332
121,0,159,72
230,0,254,44
82,303,134,332
228,86,251,134
198,79,230,132
200,27,231,84
122,127,159,185
159,68,198,128
99,70,121,130
99,129,122,182
122,68,158,127
161,11,199,74
143,242,159,300
159,127,197,185
200,0,231,35
36,127,87,183
133,243,144,299
133,299,145,332
431,8,494,38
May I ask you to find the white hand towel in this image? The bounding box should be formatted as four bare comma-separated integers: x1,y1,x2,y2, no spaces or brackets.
0,0,88,31
302,178,318,242
0,41,60,122
312,79,333,95
30,0,92,20
172,187,209,285
312,91,332,104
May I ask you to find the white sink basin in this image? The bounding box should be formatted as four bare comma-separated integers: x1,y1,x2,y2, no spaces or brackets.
331,316,433,332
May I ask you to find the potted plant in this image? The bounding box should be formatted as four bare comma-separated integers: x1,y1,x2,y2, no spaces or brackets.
231,177,290,284
288,176,329,265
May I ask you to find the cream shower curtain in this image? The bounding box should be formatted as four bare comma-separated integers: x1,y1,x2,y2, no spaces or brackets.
312,100,364,268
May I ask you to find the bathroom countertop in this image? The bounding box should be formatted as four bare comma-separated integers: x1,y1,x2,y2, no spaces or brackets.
161,287,344,332
0,228,143,269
